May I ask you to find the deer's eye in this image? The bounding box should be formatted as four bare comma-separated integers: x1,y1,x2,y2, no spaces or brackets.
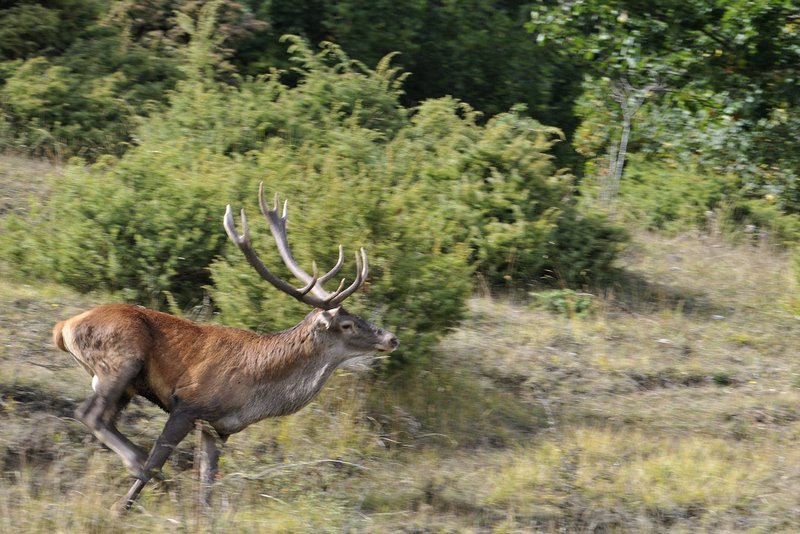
340,321,354,331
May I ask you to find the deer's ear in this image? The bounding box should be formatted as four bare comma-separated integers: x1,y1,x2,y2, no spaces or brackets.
314,307,341,330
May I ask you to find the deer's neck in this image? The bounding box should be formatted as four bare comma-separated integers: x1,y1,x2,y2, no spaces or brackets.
251,322,321,377
251,322,338,413
209,318,342,435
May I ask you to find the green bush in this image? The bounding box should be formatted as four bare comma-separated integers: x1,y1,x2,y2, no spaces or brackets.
597,155,800,246
529,289,596,318
203,49,474,357
546,208,627,287
209,155,474,359
0,33,180,159
0,2,184,159
2,36,624,362
391,99,625,288
0,1,102,61
2,152,232,307
591,155,735,233
726,199,800,247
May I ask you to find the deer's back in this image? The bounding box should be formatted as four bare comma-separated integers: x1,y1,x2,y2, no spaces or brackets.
54,304,265,412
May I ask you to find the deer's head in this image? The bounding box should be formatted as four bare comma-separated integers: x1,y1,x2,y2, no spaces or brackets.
224,184,399,362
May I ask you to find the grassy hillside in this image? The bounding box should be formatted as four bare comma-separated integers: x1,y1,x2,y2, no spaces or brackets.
1,153,799,532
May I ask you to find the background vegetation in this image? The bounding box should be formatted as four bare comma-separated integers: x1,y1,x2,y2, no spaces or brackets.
0,0,798,531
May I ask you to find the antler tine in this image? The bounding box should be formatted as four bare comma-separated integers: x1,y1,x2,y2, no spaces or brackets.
299,262,319,296
223,204,246,244
257,183,330,300
227,184,370,310
316,245,345,285
295,270,319,297
326,248,369,307
223,205,320,302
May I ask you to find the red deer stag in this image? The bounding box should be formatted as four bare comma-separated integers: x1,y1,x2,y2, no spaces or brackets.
53,184,398,512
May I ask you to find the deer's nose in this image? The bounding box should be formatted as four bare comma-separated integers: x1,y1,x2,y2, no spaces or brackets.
378,332,399,352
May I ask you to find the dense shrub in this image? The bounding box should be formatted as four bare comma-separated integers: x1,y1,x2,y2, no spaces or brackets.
727,199,800,247
390,99,625,288
208,148,474,358
2,152,232,307
546,209,627,287
598,155,738,233
1,36,624,361
1,55,133,158
0,0,102,60
589,155,800,245
0,0,269,159
0,32,180,159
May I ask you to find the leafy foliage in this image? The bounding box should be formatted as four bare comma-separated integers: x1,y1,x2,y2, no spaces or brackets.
583,154,800,246
391,99,626,288
528,289,596,318
0,27,180,158
237,0,584,165
532,0,800,221
0,0,102,60
0,0,267,159
1,52,139,158
1,33,624,362
2,153,231,307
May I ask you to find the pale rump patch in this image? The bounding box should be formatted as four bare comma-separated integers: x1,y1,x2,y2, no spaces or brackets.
60,322,81,357
59,316,95,377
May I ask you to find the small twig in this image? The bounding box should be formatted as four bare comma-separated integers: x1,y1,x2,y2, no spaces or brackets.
28,361,71,371
259,493,289,506
342,482,372,533
416,433,458,446
377,436,417,449
229,459,371,481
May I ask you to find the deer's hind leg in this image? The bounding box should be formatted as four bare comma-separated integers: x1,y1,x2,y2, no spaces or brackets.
75,357,148,479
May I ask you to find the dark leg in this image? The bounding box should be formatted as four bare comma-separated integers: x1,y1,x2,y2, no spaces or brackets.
75,364,147,477
114,409,196,514
196,423,222,509
103,389,133,425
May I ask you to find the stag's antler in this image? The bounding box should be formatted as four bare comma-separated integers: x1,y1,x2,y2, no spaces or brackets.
223,183,368,309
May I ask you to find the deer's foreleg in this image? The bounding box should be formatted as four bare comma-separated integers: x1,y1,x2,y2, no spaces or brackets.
196,422,224,509
115,408,196,514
